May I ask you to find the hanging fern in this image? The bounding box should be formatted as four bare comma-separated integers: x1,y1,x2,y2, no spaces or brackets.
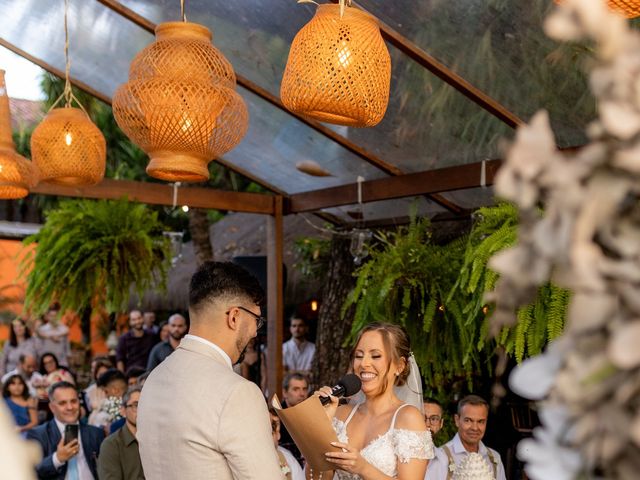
21,198,172,316
450,203,571,363
342,216,487,393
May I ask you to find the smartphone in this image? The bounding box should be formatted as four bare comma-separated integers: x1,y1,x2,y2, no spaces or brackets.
64,424,79,445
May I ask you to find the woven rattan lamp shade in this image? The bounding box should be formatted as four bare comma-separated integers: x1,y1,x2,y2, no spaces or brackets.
31,107,106,186
113,22,249,182
555,0,640,17
281,4,391,127
0,70,37,199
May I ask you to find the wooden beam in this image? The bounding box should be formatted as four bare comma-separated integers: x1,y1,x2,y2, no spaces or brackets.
32,178,275,214
266,196,284,398
0,38,112,105
333,1,523,129
287,159,502,213
95,0,464,214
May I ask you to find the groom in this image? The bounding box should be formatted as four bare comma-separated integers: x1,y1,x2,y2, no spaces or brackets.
137,261,282,479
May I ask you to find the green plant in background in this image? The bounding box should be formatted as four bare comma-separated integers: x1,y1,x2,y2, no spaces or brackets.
294,235,332,279
21,198,171,318
341,203,571,394
342,215,487,393
450,202,570,362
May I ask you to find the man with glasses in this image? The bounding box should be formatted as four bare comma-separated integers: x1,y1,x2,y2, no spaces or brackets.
98,386,144,480
423,397,444,438
137,261,282,480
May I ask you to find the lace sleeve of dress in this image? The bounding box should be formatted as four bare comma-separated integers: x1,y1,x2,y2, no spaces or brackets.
332,417,349,444
393,429,435,463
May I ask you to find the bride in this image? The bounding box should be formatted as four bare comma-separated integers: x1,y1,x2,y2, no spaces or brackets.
314,322,434,480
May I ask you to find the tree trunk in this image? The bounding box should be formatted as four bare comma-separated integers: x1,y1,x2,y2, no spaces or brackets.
311,234,358,389
188,208,213,265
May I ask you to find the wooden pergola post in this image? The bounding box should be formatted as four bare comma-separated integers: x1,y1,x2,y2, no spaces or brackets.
266,195,284,398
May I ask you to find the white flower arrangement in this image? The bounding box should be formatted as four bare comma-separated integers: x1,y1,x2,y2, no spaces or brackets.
101,396,123,423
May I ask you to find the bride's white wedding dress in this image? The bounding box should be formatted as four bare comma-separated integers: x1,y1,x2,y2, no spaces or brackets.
332,403,434,480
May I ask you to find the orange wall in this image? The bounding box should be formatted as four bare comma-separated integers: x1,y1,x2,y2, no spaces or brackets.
0,239,107,355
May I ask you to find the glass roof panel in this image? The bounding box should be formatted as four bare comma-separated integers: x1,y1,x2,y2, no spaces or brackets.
357,0,593,148
0,0,153,100
119,0,513,174
439,187,497,211
226,87,389,195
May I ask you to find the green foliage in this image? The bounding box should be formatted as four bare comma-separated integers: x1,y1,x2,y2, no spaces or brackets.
342,216,486,393
452,203,570,362
343,203,571,393
21,198,171,316
294,235,332,279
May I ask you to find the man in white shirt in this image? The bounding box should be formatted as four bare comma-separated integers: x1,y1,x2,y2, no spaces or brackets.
26,381,104,480
35,303,70,367
425,395,506,480
282,317,316,374
137,261,282,480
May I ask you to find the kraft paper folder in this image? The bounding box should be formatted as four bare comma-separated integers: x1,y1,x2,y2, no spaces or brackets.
271,395,340,472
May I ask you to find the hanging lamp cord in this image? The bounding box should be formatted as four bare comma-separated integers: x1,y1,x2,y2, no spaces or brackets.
48,0,89,114
180,0,188,22
339,0,352,18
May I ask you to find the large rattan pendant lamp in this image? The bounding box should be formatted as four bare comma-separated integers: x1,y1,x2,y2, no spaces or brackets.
0,70,37,199
31,0,106,186
113,0,249,182
280,0,391,127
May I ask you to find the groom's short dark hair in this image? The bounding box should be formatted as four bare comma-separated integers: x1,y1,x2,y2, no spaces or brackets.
189,261,264,313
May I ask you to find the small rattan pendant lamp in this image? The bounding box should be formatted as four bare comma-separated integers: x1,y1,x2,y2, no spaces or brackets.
0,70,37,199
30,0,106,186
280,0,391,127
112,0,249,182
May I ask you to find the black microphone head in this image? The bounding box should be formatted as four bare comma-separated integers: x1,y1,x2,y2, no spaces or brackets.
339,374,362,397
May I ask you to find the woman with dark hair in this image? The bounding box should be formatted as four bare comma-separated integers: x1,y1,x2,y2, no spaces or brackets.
314,322,434,480
2,374,38,435
39,352,75,387
0,318,37,376
83,357,113,415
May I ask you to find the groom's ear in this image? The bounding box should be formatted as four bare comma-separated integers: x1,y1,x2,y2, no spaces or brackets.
226,307,240,331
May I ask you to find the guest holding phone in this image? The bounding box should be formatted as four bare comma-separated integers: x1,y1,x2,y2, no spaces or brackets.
26,381,104,480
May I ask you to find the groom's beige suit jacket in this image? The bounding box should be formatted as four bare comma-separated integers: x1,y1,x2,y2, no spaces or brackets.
137,336,283,479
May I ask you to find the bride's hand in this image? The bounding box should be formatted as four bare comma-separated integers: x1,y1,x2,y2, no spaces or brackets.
325,441,368,476
313,386,338,420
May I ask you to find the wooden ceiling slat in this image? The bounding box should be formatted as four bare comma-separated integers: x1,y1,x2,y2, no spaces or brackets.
32,178,275,214
286,159,502,213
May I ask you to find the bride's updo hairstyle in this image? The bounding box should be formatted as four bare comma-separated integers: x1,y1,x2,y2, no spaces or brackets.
350,322,411,395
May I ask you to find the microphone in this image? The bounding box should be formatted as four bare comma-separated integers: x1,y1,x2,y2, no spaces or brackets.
319,374,362,406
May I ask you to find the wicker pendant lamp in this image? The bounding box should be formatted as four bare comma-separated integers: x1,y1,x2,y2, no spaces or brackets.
113,3,248,182
555,0,640,18
0,70,37,199
280,0,391,127
31,0,106,186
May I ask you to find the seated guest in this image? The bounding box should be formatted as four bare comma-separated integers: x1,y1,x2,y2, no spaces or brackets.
125,367,147,387
1,353,44,399
83,358,112,415
279,372,309,466
146,313,188,371
269,408,304,480
158,321,170,343
2,374,38,435
425,395,506,480
241,337,266,393
88,369,127,432
40,352,75,387
0,317,37,377
98,386,145,480
423,397,445,440
26,381,104,480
